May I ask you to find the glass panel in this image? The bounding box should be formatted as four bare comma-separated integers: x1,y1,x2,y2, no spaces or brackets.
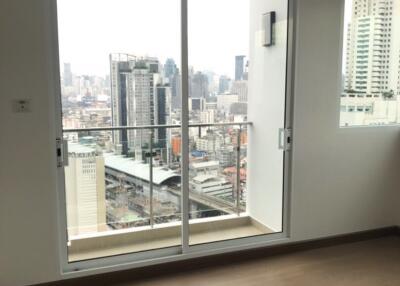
57,0,182,261
340,0,400,126
64,128,183,262
187,0,287,245
188,125,240,220
149,127,182,226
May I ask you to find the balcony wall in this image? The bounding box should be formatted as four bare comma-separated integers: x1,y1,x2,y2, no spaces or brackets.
1,0,400,286
247,0,288,232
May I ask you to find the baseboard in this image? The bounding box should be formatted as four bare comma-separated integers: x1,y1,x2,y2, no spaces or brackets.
33,226,399,286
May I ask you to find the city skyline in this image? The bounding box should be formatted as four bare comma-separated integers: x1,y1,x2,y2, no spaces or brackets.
61,49,250,237
61,54,248,103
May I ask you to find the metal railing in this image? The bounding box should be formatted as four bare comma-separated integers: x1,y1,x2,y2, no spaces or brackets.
63,122,251,228
63,122,251,133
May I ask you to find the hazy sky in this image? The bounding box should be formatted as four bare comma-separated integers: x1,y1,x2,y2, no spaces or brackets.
57,0,249,78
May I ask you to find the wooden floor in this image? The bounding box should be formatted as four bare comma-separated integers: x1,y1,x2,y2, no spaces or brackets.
119,236,400,286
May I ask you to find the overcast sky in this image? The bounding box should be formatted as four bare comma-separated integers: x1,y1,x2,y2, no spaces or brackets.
57,0,249,78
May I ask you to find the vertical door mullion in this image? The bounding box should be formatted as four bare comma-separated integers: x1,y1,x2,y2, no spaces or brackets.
50,0,71,271
180,0,190,253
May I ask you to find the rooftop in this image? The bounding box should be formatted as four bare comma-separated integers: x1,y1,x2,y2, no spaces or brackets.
68,143,96,155
190,161,220,169
104,154,180,185
192,174,219,183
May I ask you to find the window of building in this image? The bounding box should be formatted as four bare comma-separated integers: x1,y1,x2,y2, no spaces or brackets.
340,0,400,127
56,0,290,269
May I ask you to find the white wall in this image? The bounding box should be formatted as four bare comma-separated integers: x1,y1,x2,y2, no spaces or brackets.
247,0,288,231
289,0,400,240
0,0,399,286
0,1,61,285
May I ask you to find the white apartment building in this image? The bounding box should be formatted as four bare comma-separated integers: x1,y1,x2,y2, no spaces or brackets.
231,81,248,102
200,110,216,124
189,161,233,198
340,95,400,125
189,161,220,178
64,144,106,236
344,0,400,96
205,101,218,111
217,93,239,114
195,133,226,155
195,136,220,154
189,175,233,198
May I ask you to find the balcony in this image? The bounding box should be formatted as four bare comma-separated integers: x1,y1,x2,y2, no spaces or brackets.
63,122,275,262
68,215,272,262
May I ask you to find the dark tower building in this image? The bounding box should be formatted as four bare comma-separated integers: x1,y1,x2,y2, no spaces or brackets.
235,55,246,81
156,84,171,148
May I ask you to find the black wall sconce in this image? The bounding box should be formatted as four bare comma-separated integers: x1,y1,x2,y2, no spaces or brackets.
262,11,276,47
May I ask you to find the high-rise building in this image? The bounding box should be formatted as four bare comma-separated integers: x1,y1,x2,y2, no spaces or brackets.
63,63,73,87
64,144,106,236
164,59,181,109
190,72,209,98
344,0,400,96
155,84,172,148
189,98,205,112
231,81,248,102
243,60,249,80
235,55,246,81
171,73,182,109
110,53,162,157
203,71,219,94
217,93,239,113
164,58,177,79
218,75,231,94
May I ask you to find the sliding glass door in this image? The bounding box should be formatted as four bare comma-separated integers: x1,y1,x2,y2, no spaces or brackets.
186,0,289,246
55,0,290,265
57,0,183,262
